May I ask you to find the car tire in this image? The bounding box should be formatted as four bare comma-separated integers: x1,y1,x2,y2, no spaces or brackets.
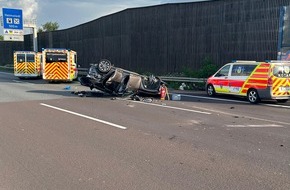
247,89,260,104
207,84,216,96
98,59,112,73
277,99,288,103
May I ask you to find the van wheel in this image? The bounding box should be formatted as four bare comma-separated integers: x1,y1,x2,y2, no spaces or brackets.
247,89,260,104
207,84,216,96
277,99,288,103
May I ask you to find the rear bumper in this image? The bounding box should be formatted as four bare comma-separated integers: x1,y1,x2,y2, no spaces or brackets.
258,87,290,100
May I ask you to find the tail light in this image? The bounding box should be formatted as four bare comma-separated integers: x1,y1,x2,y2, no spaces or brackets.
267,77,273,87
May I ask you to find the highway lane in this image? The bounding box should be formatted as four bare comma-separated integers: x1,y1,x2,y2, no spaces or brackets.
0,72,289,189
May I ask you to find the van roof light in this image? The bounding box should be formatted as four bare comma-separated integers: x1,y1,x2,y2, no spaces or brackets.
266,60,290,63
233,60,257,63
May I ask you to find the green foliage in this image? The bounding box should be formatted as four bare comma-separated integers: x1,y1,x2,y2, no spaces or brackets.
165,57,218,91
197,57,218,78
38,22,59,33
181,66,198,77
0,35,3,41
166,81,181,90
176,57,218,78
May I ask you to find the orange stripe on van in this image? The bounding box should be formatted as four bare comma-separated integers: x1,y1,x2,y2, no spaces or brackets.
240,63,271,95
251,74,269,78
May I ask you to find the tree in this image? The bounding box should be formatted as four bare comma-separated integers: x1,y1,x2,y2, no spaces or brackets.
0,35,3,41
38,22,59,33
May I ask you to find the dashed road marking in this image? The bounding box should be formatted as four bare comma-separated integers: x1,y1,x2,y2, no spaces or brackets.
119,98,211,115
226,124,284,128
40,103,127,130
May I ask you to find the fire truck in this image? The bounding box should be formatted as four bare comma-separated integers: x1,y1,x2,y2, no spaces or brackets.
42,48,78,82
13,51,42,79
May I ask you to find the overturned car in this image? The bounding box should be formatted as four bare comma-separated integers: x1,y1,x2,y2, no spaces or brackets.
79,59,166,97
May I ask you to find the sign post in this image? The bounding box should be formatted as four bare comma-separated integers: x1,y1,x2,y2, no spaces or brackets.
2,8,24,41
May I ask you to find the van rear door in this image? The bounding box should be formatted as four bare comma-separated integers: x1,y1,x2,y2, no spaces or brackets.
272,63,290,96
44,51,69,80
14,52,37,77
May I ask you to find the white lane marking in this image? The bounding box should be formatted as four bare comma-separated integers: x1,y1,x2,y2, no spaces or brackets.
261,103,290,109
188,105,290,126
40,103,127,130
226,124,284,128
118,98,211,115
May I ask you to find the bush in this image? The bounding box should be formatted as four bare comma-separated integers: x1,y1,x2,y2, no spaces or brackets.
198,57,218,78
181,67,198,77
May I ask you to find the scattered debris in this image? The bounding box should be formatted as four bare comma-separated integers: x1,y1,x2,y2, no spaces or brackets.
72,90,104,97
171,94,181,101
169,135,177,140
179,83,187,90
129,94,153,103
64,85,71,90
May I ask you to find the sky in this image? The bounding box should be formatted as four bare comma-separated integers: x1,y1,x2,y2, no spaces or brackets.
0,0,207,35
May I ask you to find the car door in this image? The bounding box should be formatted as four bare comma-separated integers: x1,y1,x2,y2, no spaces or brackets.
212,64,231,94
228,64,256,94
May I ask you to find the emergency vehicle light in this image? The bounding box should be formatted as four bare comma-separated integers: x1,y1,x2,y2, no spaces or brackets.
266,60,290,63
232,60,257,63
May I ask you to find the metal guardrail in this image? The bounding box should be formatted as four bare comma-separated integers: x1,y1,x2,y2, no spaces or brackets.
0,66,13,72
77,68,206,83
77,68,88,76
159,76,206,83
1,66,206,83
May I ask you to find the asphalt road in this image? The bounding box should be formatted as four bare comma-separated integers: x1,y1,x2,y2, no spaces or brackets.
0,72,289,190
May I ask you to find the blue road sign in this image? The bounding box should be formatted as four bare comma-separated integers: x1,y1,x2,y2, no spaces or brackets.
2,8,23,30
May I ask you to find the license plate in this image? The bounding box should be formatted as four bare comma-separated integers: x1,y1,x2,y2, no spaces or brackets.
279,86,290,92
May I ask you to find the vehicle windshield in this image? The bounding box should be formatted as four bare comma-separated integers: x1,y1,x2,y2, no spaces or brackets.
273,65,290,78
46,52,67,63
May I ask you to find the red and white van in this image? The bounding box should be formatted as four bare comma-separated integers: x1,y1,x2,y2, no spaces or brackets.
206,60,290,103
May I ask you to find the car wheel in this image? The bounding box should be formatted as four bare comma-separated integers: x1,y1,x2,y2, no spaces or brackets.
207,84,216,96
98,59,112,73
277,99,288,103
247,89,260,104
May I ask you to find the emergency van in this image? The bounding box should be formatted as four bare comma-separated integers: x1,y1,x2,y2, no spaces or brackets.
42,48,78,82
13,51,42,79
206,60,290,103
